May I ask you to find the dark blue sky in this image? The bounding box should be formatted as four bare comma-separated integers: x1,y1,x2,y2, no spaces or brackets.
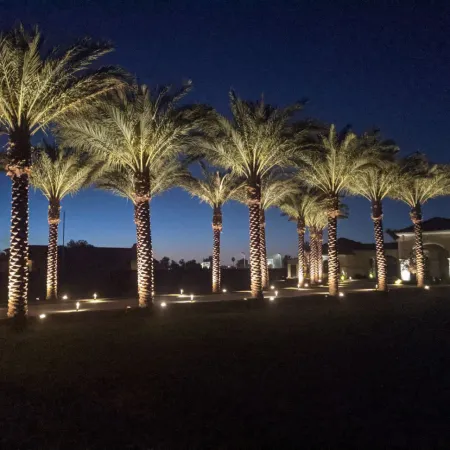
0,0,449,263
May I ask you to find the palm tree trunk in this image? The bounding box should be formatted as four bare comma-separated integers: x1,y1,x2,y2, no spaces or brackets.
327,196,339,296
212,206,222,293
247,182,263,299
260,208,269,290
134,197,154,308
309,228,318,284
411,205,425,288
371,200,387,292
297,218,305,287
46,200,61,301
7,130,31,319
317,228,323,282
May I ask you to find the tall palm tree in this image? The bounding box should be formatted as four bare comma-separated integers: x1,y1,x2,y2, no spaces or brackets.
393,155,450,287
30,143,100,300
299,125,370,296
349,163,399,291
97,157,187,299
203,92,304,298
58,82,203,308
0,25,124,319
278,190,318,287
180,163,242,293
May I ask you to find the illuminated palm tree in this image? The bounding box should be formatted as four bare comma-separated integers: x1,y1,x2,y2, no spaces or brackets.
97,157,187,298
305,205,328,284
0,25,124,319
181,163,243,293
299,125,370,296
59,82,202,308
278,190,320,287
203,92,304,298
30,143,100,300
349,163,399,291
393,155,450,287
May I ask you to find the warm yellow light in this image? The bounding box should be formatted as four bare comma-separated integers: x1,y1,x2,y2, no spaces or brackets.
93,293,97,300
304,283,309,287
190,294,194,302
394,279,402,285
339,292,344,297
270,285,275,290
76,301,80,311
349,276,352,280
425,285,430,290
275,290,278,297
369,273,374,279
269,297,275,301
375,284,378,289
126,306,131,309
180,289,184,295
318,279,322,283
161,302,167,308
39,313,46,319
222,289,227,293
62,295,68,300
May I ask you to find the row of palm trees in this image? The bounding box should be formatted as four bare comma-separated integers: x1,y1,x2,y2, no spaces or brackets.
1,25,449,320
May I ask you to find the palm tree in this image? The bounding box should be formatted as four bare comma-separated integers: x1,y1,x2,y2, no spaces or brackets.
30,143,100,300
58,82,203,308
97,157,187,299
235,172,296,289
0,25,124,319
203,92,304,298
278,190,318,287
305,205,328,284
393,154,450,287
180,163,242,293
349,163,399,291
299,125,370,296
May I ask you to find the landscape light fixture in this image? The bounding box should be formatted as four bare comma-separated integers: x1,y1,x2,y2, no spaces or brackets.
339,292,345,298
93,293,97,300
269,297,275,301
425,285,430,290
275,290,278,297
160,302,167,308
76,301,80,311
62,295,68,300
39,313,46,319
270,285,275,290
222,289,227,293
304,283,309,288
190,294,194,302
180,289,184,295
394,279,402,285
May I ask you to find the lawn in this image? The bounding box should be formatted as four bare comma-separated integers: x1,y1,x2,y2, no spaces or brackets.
1,290,450,449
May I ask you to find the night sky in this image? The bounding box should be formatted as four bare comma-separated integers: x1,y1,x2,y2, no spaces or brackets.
0,0,449,263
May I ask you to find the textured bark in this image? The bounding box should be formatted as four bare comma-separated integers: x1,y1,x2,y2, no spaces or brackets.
247,182,263,299
297,219,305,287
134,173,154,308
212,206,222,293
317,228,324,282
7,128,31,319
260,208,269,289
372,200,387,292
411,205,425,288
46,200,61,300
309,228,318,284
327,196,339,296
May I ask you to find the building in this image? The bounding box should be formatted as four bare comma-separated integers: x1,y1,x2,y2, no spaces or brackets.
393,217,450,281
267,253,283,269
287,238,398,280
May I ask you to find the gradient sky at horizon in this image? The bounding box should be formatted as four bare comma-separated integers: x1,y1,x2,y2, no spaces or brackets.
0,0,449,263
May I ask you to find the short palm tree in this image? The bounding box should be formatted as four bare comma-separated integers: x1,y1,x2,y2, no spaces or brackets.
278,190,319,287
97,157,187,298
203,92,303,298
349,162,399,291
59,82,203,308
0,25,124,319
305,205,328,284
299,125,370,296
393,155,450,287
181,163,243,293
30,143,100,300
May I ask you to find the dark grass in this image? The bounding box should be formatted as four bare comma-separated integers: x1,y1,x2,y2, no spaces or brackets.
1,289,450,449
